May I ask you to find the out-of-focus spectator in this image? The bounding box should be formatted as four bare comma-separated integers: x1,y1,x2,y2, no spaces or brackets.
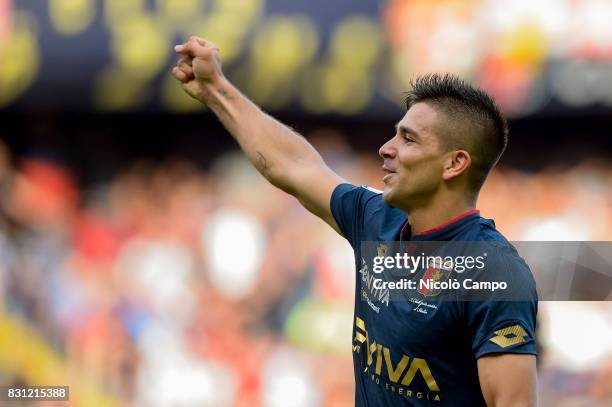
0,135,611,406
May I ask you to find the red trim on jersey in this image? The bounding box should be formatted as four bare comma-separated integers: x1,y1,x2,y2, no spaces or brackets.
415,210,480,236
400,220,411,239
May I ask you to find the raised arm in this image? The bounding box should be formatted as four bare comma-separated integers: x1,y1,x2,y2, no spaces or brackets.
171,36,344,233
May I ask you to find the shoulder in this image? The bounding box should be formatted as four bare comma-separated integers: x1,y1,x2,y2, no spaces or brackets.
473,217,508,242
474,219,524,263
331,183,405,241
331,183,385,213
333,183,382,199
330,183,387,244
466,218,537,293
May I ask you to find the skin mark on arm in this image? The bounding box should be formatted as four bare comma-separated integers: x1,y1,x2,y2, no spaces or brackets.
217,86,234,100
256,151,268,173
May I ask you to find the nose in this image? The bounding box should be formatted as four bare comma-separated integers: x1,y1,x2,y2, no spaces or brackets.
379,137,396,160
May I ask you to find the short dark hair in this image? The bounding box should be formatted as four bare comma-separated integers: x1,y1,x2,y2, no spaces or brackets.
404,73,508,194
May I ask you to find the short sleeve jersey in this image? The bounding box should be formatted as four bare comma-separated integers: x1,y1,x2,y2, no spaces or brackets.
330,183,538,406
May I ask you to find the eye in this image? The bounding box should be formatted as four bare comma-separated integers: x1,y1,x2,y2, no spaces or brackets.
403,135,415,143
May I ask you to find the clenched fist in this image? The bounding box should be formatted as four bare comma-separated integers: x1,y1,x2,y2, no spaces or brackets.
172,36,224,102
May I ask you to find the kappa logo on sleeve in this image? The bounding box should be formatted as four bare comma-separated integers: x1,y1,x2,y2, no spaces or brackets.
489,324,528,348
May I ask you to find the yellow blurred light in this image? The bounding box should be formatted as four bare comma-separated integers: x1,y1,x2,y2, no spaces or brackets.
386,50,412,89
300,14,381,115
248,68,295,109
329,15,383,68
49,0,95,36
321,66,372,115
245,15,319,108
212,0,264,25
186,15,247,64
252,16,318,77
157,0,205,23
104,0,145,25
109,14,169,77
0,11,40,108
500,21,548,66
183,0,263,64
93,67,148,110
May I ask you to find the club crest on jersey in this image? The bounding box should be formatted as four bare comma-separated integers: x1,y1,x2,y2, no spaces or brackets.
418,260,453,297
377,243,388,258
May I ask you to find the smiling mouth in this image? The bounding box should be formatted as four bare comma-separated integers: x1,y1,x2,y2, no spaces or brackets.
382,167,396,182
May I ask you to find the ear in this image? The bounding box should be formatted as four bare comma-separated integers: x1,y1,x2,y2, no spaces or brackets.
442,150,471,181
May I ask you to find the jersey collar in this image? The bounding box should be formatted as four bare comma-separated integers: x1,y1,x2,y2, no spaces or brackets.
401,210,481,241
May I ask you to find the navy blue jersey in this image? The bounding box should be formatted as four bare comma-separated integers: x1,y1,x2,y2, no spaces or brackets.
330,183,538,406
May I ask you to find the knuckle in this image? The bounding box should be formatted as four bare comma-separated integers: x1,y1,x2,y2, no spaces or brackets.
199,49,212,59
190,36,206,46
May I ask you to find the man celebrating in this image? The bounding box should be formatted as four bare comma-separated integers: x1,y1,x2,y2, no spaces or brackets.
172,37,538,406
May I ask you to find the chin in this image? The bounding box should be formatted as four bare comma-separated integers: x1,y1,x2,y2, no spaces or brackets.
382,187,412,210
382,188,395,204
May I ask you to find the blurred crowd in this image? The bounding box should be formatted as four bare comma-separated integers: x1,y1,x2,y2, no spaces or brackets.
0,133,611,406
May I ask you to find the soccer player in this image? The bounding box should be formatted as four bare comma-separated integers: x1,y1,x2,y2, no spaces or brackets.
172,37,538,407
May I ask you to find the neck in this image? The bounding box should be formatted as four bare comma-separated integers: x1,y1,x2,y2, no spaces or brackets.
406,194,476,235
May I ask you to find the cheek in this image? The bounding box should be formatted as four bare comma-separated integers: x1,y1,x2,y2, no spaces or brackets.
398,150,432,175
399,153,441,186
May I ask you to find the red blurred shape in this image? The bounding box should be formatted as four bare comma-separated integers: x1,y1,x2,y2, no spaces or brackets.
477,55,534,114
21,158,79,205
0,0,11,44
9,158,79,229
73,212,121,262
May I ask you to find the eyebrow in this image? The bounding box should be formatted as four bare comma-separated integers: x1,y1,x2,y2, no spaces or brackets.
395,123,421,141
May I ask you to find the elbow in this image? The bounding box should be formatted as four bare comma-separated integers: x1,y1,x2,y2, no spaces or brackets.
254,152,290,189
259,163,295,194
253,151,278,184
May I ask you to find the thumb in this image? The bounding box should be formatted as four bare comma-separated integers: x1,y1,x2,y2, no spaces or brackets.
174,37,208,57
174,43,192,56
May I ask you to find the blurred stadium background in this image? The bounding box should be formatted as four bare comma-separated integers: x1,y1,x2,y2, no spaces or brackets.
1,0,612,406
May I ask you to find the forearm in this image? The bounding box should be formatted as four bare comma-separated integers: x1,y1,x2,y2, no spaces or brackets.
199,77,324,191
172,37,343,229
